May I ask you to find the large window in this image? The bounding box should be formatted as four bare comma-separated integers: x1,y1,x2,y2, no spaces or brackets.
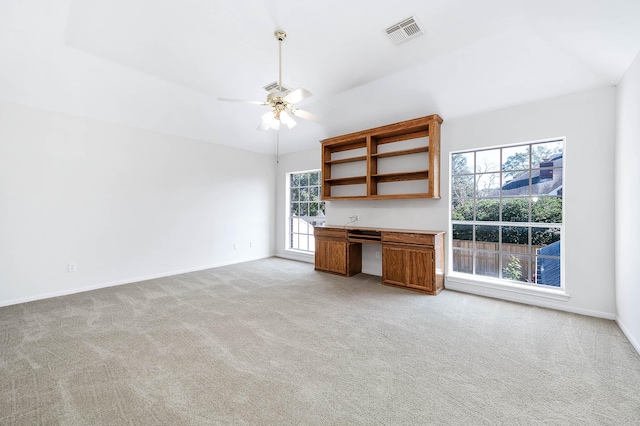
451,139,563,288
287,170,325,253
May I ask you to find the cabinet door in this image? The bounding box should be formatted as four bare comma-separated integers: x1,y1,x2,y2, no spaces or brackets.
382,245,406,285
405,248,434,291
315,238,348,275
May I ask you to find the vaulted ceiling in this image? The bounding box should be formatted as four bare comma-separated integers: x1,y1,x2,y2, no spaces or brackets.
1,0,639,154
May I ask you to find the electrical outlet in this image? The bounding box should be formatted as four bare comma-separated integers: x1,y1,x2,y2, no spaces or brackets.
68,263,77,272
375,252,380,259
233,244,237,250
349,215,359,222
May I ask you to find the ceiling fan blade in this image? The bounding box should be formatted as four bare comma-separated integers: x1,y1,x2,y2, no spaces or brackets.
218,97,267,106
257,120,271,131
291,108,326,125
283,88,313,104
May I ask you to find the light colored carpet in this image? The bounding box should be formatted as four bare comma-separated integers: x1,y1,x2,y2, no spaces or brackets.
1,257,639,425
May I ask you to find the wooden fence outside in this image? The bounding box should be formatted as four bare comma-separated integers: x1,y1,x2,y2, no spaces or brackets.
452,240,542,280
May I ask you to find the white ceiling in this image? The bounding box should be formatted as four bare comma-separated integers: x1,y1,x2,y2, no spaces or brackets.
1,0,639,154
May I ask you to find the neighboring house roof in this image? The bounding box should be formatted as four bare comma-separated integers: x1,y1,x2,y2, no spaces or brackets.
498,154,563,197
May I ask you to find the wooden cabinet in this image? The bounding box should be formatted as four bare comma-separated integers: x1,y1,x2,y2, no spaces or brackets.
314,227,362,276
382,244,435,293
320,115,443,200
314,226,445,295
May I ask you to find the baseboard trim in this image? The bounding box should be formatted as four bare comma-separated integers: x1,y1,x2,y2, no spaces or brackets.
446,279,615,320
616,317,640,356
0,254,273,308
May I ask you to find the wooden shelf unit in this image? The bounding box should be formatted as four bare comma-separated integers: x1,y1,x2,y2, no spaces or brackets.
321,115,442,200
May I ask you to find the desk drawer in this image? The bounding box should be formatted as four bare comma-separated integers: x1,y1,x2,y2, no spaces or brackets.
314,227,347,238
381,232,434,246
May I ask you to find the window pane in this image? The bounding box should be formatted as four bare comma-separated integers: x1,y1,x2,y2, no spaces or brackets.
309,203,318,217
532,197,562,223
532,227,561,248
452,153,474,175
452,174,475,200
291,173,300,186
502,226,529,245
532,141,563,166
309,172,319,185
299,204,307,216
531,171,562,196
501,171,530,196
475,252,499,278
319,203,326,215
299,187,309,201
476,225,499,243
502,145,530,172
476,173,500,197
452,199,473,221
476,199,499,222
292,203,299,216
452,224,473,243
310,186,319,201
291,233,299,250
453,249,473,273
534,256,561,287
501,198,530,222
299,233,309,251
300,173,309,186
292,188,300,201
502,254,530,282
476,149,501,173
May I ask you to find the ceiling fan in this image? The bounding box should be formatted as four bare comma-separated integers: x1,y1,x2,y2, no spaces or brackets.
218,30,323,131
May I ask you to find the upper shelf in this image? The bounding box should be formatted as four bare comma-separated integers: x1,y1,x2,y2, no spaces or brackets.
320,114,443,200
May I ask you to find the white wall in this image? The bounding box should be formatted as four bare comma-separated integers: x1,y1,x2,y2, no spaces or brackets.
0,101,276,306
615,52,640,353
280,87,617,318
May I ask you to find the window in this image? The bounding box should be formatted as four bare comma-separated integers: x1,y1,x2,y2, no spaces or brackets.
287,170,326,253
451,139,563,288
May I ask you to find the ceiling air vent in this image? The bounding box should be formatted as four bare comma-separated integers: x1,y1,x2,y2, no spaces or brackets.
385,16,424,46
263,81,292,93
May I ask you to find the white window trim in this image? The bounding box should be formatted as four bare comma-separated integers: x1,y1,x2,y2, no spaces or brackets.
446,272,570,302
448,137,566,294
285,169,324,255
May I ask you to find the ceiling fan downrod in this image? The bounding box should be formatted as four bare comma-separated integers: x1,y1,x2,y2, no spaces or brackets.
274,30,286,93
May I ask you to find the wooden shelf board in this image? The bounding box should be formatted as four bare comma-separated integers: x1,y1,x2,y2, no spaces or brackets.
324,176,367,186
374,130,429,145
325,155,367,165
322,195,369,201
372,170,428,182
371,146,429,159
366,193,439,200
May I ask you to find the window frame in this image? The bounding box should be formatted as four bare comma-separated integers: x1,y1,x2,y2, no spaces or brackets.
285,169,325,254
449,138,566,292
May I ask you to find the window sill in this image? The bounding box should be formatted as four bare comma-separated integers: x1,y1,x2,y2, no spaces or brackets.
445,272,570,302
279,249,315,264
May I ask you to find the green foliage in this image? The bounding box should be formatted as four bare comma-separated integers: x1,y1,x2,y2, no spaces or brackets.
475,199,500,221
532,197,562,223
503,255,523,280
501,198,529,222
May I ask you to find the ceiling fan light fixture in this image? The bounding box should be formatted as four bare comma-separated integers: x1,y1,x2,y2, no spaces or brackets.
280,111,297,129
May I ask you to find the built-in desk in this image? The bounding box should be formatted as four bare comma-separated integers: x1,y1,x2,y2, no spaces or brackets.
314,225,445,295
